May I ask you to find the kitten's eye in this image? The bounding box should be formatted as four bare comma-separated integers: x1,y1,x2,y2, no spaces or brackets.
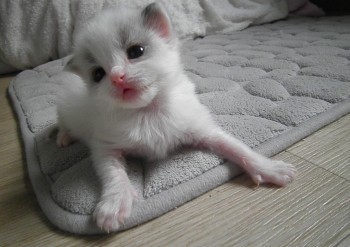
92,67,106,83
127,45,144,60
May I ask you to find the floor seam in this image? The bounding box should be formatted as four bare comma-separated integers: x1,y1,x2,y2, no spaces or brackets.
284,150,350,182
334,232,350,247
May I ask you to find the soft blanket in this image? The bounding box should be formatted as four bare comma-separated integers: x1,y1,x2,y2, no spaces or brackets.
0,0,287,73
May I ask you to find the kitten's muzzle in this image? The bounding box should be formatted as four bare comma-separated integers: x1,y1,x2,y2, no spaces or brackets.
110,68,139,101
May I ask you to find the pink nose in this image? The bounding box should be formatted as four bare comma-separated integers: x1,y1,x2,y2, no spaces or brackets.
111,72,126,88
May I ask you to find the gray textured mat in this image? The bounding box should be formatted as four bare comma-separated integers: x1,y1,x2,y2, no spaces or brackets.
8,16,350,234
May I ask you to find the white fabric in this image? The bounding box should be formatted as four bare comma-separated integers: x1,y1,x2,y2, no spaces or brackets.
0,0,287,73
202,0,288,33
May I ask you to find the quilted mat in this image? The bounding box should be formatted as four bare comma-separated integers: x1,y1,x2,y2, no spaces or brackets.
8,16,350,234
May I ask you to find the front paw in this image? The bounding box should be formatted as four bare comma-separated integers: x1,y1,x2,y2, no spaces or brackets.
56,129,73,147
250,159,296,187
93,185,137,233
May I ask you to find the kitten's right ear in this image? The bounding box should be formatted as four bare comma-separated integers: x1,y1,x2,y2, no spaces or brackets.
142,2,172,39
64,56,81,75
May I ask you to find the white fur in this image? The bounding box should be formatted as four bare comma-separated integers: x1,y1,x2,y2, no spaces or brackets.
57,3,296,233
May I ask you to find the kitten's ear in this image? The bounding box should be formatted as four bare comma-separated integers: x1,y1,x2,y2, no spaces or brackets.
142,2,172,39
64,56,81,75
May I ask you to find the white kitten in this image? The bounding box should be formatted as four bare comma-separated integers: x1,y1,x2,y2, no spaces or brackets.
57,3,296,232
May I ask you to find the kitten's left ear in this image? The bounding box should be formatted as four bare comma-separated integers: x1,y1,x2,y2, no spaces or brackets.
142,2,172,39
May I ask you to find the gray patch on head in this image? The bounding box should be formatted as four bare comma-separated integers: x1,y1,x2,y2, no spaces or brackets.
84,51,97,65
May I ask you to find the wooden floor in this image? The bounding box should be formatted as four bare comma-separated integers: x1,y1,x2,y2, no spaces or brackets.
1,74,349,247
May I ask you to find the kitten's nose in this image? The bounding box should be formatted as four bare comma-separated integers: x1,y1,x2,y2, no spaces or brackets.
111,68,126,88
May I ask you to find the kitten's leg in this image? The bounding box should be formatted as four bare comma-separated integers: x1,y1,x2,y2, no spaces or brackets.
92,149,137,233
193,129,296,186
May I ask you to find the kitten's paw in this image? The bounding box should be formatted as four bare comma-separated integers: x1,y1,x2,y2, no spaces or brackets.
93,185,137,233
249,159,296,187
56,129,73,147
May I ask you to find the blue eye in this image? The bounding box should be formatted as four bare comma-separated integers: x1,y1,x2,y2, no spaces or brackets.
92,67,105,83
127,45,144,60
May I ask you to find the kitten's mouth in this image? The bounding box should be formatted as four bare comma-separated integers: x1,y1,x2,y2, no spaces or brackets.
111,78,152,104
112,84,146,102
122,87,138,101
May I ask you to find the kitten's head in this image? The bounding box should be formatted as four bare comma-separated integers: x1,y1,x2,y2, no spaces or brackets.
66,3,182,109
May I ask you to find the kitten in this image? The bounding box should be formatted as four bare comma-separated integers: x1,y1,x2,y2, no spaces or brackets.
57,2,296,232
